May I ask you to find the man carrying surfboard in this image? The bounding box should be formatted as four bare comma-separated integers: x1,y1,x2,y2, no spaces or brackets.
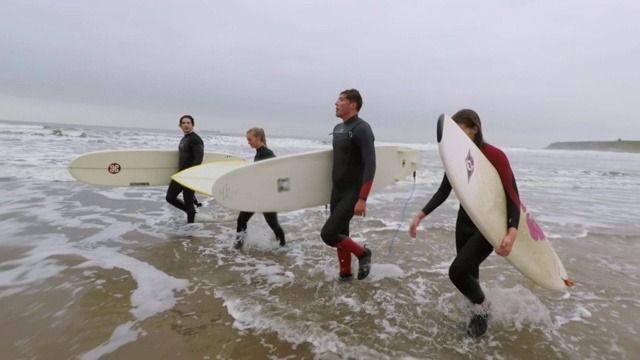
166,115,204,223
408,109,520,338
321,89,375,281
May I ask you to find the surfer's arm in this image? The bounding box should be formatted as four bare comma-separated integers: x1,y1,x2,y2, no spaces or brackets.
483,145,520,228
410,174,452,238
353,122,376,202
496,227,518,256
421,174,452,216
191,137,205,166
483,145,520,256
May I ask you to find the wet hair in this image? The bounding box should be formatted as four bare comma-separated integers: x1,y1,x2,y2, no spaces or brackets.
179,115,194,126
247,127,267,146
452,109,485,148
340,89,363,111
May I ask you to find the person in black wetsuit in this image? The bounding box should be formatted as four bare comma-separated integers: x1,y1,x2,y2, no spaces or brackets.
408,109,521,338
320,89,375,281
234,127,286,250
166,115,204,223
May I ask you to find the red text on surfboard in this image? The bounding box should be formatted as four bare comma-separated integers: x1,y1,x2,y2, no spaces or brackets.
108,163,121,174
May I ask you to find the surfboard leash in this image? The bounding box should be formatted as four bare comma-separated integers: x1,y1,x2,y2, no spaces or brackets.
388,171,417,254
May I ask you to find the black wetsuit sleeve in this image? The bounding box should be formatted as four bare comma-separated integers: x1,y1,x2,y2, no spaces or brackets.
254,146,276,162
421,174,453,216
188,133,205,167
352,122,376,200
483,145,520,229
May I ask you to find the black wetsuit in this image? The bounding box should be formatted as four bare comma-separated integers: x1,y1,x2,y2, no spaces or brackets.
321,116,376,247
422,143,520,304
166,132,204,222
236,146,285,244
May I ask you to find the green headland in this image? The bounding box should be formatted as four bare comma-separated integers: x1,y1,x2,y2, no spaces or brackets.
545,140,640,153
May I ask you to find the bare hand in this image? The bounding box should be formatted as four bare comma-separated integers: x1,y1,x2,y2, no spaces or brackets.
354,199,367,216
408,212,426,238
495,227,518,257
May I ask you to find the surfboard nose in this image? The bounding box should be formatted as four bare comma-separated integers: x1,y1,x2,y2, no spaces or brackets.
437,114,446,143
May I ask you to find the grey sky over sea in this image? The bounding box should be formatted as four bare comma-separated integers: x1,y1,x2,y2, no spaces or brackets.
2,0,639,148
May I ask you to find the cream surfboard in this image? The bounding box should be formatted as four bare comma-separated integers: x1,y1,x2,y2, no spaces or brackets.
437,114,572,291
68,149,246,187
172,161,250,196
203,145,422,212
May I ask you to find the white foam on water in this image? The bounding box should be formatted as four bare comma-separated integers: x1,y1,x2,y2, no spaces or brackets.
0,235,71,299
79,321,139,360
223,294,391,359
483,286,555,331
0,122,47,131
367,263,405,281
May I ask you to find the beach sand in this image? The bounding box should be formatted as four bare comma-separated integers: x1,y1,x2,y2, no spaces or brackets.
0,197,321,360
1,262,319,360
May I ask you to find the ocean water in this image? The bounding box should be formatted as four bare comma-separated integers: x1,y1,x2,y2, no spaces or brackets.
1,120,639,359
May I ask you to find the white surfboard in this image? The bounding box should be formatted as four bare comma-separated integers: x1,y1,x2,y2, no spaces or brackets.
172,161,250,196
68,149,246,187
203,145,421,212
437,114,572,291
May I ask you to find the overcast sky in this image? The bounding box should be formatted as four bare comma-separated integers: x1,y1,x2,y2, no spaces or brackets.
1,0,639,148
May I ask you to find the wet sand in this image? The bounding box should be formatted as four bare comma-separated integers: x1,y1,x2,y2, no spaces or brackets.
1,263,319,360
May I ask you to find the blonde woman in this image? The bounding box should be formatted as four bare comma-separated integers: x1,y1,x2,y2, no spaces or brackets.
234,127,286,249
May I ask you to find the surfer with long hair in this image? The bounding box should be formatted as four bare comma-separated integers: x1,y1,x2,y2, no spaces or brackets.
234,127,286,249
408,109,521,337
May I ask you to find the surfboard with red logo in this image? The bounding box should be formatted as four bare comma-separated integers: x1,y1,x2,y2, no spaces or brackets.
437,114,572,291
68,150,246,187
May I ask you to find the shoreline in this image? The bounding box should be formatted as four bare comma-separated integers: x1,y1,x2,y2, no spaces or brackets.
545,140,640,153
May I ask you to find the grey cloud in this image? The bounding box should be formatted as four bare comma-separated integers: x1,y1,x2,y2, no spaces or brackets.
1,0,639,147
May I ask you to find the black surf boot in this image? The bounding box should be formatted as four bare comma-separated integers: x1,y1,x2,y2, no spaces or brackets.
467,302,491,338
357,247,372,280
187,209,196,224
234,232,245,250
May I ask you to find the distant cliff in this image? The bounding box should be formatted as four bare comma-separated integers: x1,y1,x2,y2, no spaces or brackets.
546,140,640,153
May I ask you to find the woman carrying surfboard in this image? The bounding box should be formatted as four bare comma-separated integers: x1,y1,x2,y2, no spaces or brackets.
408,109,520,338
234,127,286,250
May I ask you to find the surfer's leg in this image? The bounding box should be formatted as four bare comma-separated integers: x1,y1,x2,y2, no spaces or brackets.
321,189,358,247
450,230,493,337
321,189,370,280
166,180,187,211
193,195,202,207
235,211,254,249
263,212,285,246
449,230,493,304
322,191,354,278
183,188,196,223
236,211,254,233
